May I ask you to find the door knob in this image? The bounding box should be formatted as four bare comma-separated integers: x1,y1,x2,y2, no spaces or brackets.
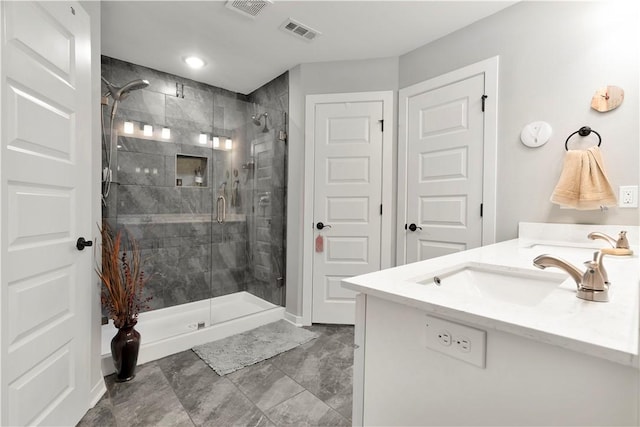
316,222,332,230
405,223,422,232
76,237,93,251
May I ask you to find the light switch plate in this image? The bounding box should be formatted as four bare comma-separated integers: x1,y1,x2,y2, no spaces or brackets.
425,315,486,368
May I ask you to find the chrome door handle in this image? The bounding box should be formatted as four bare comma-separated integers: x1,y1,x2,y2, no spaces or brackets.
217,196,226,224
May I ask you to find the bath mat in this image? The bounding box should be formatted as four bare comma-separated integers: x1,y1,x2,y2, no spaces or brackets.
192,320,318,375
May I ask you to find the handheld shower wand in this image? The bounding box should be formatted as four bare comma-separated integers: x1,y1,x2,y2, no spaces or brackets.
100,77,150,203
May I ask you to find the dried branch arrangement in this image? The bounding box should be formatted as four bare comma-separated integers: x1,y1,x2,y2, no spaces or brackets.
97,223,152,328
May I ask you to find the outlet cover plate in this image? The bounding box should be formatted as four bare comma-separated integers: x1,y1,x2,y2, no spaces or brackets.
425,315,486,368
619,185,638,208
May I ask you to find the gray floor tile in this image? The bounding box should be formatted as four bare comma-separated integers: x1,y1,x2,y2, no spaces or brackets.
271,334,353,375
265,390,350,427
180,376,272,426
227,361,305,411
78,325,354,427
271,335,353,394
106,363,194,427
304,325,354,347
76,394,117,427
157,350,271,426
323,367,353,421
156,350,226,393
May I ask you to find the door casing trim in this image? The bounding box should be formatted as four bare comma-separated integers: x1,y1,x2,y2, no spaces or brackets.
396,56,499,265
302,91,394,326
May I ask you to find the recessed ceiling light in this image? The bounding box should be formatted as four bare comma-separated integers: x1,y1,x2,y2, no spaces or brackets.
184,56,205,69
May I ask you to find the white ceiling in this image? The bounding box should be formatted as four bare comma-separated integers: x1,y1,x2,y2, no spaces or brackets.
101,1,516,94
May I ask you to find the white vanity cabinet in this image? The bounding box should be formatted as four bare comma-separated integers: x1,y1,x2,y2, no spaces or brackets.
353,294,638,426
344,223,639,426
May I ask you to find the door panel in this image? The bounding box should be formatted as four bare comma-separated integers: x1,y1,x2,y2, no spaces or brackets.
312,101,383,324
1,2,91,425
405,74,485,263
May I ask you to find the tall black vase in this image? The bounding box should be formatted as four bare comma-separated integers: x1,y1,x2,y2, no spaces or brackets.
111,322,141,382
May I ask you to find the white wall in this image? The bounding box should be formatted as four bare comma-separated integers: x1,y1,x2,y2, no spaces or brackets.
400,1,640,242
79,0,106,406
286,58,399,319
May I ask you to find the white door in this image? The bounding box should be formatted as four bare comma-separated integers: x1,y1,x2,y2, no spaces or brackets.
311,101,383,324
1,2,92,425
405,74,485,263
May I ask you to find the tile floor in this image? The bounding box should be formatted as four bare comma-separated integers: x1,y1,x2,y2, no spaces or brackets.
78,324,354,427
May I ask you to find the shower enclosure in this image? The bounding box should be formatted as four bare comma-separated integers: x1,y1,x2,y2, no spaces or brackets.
100,57,287,363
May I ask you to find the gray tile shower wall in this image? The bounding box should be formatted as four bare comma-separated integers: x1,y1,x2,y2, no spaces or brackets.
245,72,289,306
101,56,288,312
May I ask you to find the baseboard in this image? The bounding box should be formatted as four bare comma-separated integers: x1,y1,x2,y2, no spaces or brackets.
284,311,307,326
89,377,107,408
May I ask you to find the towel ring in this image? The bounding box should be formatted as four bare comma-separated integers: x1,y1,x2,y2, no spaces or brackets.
565,126,601,151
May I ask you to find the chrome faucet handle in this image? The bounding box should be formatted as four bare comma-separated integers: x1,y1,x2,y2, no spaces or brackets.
616,231,630,249
582,251,608,290
577,251,609,302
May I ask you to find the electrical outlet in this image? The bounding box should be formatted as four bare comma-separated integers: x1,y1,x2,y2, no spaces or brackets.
619,185,638,208
455,336,471,353
425,315,486,368
437,330,452,346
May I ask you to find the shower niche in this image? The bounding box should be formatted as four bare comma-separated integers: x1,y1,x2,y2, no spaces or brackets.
176,154,208,187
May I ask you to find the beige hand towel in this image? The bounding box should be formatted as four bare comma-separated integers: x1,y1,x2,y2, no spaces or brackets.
550,146,617,210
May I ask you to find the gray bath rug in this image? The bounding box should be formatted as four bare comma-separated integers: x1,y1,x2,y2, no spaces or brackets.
192,320,318,375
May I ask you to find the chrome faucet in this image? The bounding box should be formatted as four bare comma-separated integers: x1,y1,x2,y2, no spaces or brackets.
588,230,629,249
533,251,610,302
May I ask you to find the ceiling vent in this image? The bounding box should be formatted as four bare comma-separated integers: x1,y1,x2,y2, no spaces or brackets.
279,18,321,42
225,0,273,19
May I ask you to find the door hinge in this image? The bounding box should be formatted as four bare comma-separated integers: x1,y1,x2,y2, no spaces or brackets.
380,204,383,215
481,95,488,112
378,119,384,132
480,203,484,217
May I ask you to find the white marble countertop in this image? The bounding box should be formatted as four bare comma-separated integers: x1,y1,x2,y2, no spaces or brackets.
342,222,639,367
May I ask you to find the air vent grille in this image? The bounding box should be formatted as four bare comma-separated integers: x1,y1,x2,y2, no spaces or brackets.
225,0,272,18
279,18,321,42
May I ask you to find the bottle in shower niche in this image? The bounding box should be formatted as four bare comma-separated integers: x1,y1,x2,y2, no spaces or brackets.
194,166,203,186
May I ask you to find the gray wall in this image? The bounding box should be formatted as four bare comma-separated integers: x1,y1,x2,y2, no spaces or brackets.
286,57,399,318
400,1,640,242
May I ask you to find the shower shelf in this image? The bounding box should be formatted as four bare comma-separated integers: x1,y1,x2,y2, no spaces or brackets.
176,154,208,187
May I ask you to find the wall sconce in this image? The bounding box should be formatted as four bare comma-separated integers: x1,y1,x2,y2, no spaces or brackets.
123,121,134,134
161,127,171,139
199,133,208,145
143,124,153,136
212,136,220,149
225,138,232,150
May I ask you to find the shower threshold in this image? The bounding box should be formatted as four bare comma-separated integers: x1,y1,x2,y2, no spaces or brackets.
100,291,284,375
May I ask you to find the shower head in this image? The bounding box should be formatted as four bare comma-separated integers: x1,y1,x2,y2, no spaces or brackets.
252,112,269,132
102,77,150,101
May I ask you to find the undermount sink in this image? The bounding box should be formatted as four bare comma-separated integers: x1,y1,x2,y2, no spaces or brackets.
413,262,569,307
